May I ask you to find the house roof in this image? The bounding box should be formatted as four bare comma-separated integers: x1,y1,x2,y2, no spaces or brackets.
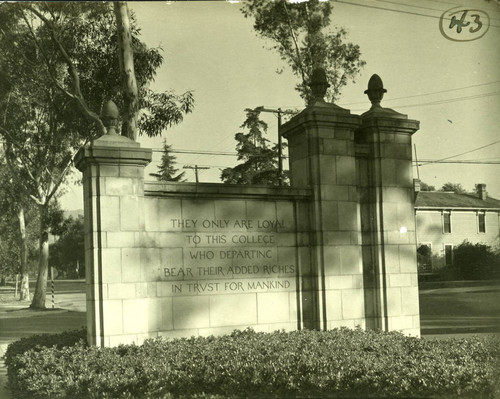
415,191,500,210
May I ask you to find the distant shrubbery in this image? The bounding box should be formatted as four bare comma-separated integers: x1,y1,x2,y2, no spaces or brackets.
420,240,500,281
452,241,500,280
5,327,500,399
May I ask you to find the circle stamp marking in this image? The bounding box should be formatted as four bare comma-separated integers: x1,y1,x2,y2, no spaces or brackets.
439,7,490,42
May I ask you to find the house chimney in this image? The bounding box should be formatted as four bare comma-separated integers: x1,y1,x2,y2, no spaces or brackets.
476,184,487,200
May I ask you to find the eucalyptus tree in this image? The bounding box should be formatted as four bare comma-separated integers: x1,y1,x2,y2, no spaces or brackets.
242,0,365,104
0,2,194,308
0,159,37,299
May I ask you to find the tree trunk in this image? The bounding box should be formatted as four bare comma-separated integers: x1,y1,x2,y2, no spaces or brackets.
18,206,30,301
30,204,49,309
114,2,139,141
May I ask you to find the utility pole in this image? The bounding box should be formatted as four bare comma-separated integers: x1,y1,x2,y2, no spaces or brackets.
413,144,420,180
260,107,296,186
183,165,210,183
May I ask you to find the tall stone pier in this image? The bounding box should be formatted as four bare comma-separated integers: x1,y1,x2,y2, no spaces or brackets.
280,73,420,335
75,133,152,347
281,78,364,331
356,76,420,333
76,73,421,347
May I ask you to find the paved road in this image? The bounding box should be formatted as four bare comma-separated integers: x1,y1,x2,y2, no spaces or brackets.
419,284,500,334
0,280,86,354
29,279,85,294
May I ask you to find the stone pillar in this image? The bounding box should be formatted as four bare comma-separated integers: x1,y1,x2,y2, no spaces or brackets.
281,69,363,330
75,104,152,346
356,75,420,336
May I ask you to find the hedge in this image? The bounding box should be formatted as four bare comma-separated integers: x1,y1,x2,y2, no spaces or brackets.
5,327,500,399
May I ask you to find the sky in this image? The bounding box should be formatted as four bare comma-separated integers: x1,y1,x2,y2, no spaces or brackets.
61,0,500,210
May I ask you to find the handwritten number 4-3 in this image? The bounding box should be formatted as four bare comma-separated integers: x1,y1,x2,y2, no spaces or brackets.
449,10,482,33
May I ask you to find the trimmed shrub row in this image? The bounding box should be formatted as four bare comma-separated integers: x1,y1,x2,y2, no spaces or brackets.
5,327,500,399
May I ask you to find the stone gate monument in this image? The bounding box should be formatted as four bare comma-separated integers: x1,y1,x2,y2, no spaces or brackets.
75,73,420,347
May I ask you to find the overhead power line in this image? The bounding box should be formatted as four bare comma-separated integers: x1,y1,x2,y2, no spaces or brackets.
414,159,500,165
350,91,500,112
153,148,236,156
419,140,500,166
339,81,500,106
383,91,500,110
375,0,500,21
270,84,500,111
431,0,500,15
334,0,500,28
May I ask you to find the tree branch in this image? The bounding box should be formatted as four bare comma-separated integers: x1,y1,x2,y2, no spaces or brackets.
281,1,307,89
20,4,106,136
2,143,38,204
114,2,139,140
46,140,89,204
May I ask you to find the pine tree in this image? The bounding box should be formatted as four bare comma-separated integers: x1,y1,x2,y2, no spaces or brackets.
150,140,185,182
221,107,288,186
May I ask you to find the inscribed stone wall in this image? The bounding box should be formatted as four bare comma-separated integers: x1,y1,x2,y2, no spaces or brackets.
139,192,310,337
76,73,422,347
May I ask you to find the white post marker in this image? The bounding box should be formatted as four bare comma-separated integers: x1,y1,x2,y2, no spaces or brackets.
51,267,55,309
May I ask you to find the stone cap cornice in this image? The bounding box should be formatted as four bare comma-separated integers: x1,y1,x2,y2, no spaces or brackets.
359,116,420,135
361,106,407,119
74,141,152,172
281,106,361,139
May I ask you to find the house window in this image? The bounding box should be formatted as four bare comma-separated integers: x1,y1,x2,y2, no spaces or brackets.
444,244,453,266
417,243,432,273
443,211,451,234
478,212,486,233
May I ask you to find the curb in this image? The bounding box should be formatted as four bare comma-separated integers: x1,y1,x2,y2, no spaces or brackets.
419,280,500,289
421,326,499,335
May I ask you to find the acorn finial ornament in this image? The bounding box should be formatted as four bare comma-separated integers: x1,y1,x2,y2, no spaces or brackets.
309,67,330,103
101,100,120,135
364,74,387,108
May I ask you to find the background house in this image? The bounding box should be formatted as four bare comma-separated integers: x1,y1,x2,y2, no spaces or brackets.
414,182,500,273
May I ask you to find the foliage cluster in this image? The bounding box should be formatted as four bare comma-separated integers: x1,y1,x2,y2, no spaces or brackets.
452,240,500,280
439,182,467,194
49,215,85,278
0,2,193,307
4,327,87,367
419,181,471,193
242,0,365,104
5,327,499,399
